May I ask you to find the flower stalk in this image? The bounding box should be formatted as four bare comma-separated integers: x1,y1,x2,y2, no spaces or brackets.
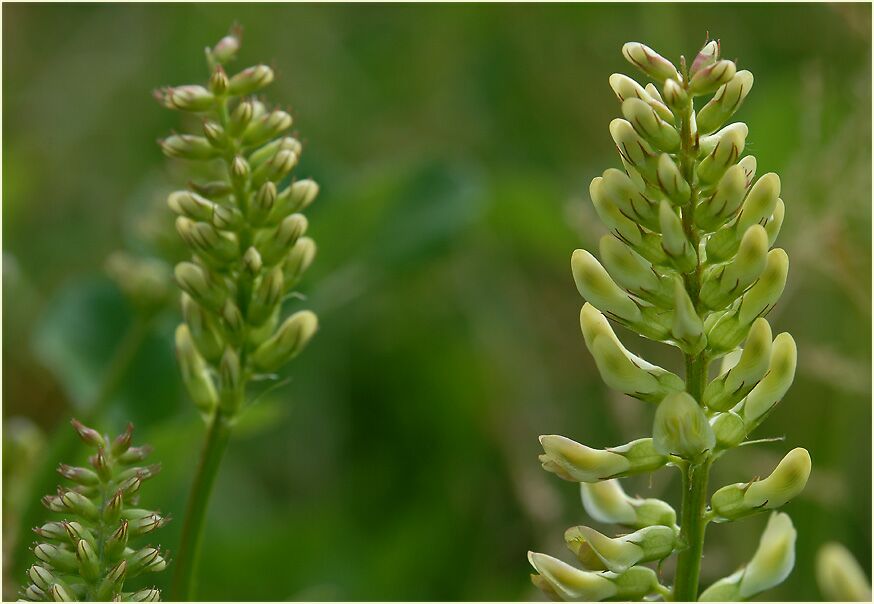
156,27,320,600
530,38,809,602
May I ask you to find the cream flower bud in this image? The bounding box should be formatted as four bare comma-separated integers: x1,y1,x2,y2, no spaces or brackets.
202,120,228,149
157,85,215,112
219,348,243,413
621,98,680,152
658,202,696,273
27,565,55,591
95,560,127,600
695,163,747,231
589,177,668,267
228,101,254,137
228,64,274,96
598,235,672,308
538,435,630,483
571,249,642,324
540,433,668,483
656,153,691,206
230,155,250,187
697,70,755,135
272,179,320,221
700,512,797,600
737,249,788,325
209,66,229,95
621,42,680,82
704,318,772,411
247,267,284,326
60,490,99,520
248,181,277,226
167,191,216,222
653,392,715,459
580,304,683,396
580,479,676,529
592,168,659,230
283,237,317,289
689,59,736,96
816,542,873,602
51,584,74,602
528,552,616,601
251,310,319,372
765,199,785,247
210,29,241,64
705,250,788,354
689,40,719,77
76,539,100,580
242,110,293,147
608,74,674,122
253,148,299,185
609,119,659,184
740,332,797,428
697,122,747,185
740,512,798,597
176,217,239,266
672,277,706,354
662,78,688,112
181,293,224,362
160,134,220,160
34,543,78,573
568,525,676,573
256,213,309,265
706,172,780,262
129,588,162,602
175,324,218,414
711,448,810,520
699,224,769,310
127,547,167,575
250,136,302,168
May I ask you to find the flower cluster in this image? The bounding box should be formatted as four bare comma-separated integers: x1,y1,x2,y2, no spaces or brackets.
156,27,318,421
529,39,810,601
21,421,167,602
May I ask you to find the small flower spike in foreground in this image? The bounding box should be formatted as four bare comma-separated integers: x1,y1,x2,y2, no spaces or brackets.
529,38,810,601
156,27,319,600
21,420,167,602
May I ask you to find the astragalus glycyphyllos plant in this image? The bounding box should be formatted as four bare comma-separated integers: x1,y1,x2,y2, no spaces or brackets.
529,39,811,602
21,421,167,602
155,27,319,600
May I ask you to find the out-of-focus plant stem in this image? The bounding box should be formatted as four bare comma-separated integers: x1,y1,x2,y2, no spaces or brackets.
170,409,234,601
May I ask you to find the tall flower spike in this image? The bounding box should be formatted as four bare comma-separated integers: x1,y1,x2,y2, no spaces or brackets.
22,422,166,601
157,27,320,600
530,38,805,603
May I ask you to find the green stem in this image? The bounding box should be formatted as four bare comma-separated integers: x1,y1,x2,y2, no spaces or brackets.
11,315,152,580
170,410,234,601
672,72,713,602
673,455,712,601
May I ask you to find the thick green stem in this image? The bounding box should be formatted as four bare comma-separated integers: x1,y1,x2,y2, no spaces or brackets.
673,455,712,601
11,315,152,580
170,410,234,601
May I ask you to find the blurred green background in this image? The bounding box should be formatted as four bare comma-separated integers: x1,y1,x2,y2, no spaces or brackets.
3,3,871,601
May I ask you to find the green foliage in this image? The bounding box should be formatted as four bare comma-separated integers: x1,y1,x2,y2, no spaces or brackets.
530,39,810,601
22,421,166,602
